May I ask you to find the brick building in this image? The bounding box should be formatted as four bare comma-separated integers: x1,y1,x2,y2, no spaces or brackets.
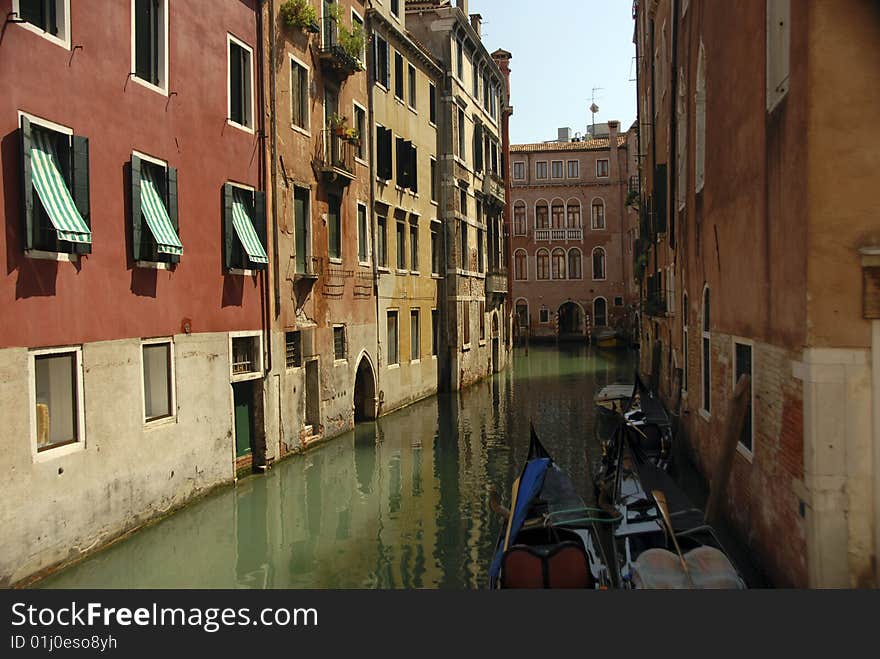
509,121,639,341
634,0,880,587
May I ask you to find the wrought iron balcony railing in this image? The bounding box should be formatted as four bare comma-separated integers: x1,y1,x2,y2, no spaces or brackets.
315,129,356,184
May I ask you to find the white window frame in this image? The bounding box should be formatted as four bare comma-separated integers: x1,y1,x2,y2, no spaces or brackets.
535,161,548,180
141,337,177,427
410,308,421,363
591,198,606,230
229,330,264,382
289,53,311,136
593,296,608,326
732,337,755,461
567,247,583,280
227,181,260,275
351,8,366,66
129,0,169,96
591,247,607,281
514,248,528,281
28,345,85,462
513,161,525,180
695,40,707,193
596,158,610,178
513,201,527,236
356,200,370,266
333,324,348,364
12,0,71,50
386,309,400,368
550,160,564,179
226,33,255,134
566,160,579,179
407,62,418,112
132,150,173,269
352,101,368,165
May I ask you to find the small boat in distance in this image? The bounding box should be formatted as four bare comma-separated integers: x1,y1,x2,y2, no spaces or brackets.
488,426,611,589
592,327,627,349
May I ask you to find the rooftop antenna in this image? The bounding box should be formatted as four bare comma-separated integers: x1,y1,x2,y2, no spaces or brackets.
590,87,603,137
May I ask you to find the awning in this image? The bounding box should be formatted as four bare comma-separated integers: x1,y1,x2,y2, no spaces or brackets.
30,130,91,244
232,194,268,264
140,169,183,256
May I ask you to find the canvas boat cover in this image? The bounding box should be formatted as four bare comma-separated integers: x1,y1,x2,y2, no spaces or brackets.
632,547,746,589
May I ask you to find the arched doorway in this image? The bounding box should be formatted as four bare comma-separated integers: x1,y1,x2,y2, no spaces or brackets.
557,301,584,338
491,313,500,372
594,297,608,327
353,355,376,423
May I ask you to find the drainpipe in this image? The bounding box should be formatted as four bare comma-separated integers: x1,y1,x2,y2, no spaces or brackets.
268,0,281,324
366,5,380,417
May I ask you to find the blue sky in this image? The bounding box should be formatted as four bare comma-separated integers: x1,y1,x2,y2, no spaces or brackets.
469,0,638,144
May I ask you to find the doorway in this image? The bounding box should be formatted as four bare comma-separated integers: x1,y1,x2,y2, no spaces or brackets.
305,359,320,430
558,301,584,337
233,381,254,458
353,356,376,422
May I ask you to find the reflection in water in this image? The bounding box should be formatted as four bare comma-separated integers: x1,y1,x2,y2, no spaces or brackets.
38,345,635,589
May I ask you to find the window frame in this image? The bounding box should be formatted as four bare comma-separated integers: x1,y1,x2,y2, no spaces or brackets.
513,161,525,181
566,160,579,179
596,158,610,178
387,309,400,367
285,330,303,369
514,248,528,281
700,285,711,418
130,0,169,95
227,33,255,133
407,63,417,111
550,160,564,179
29,345,85,462
357,201,370,265
131,149,178,268
289,53,311,135
13,0,71,50
733,338,755,459
567,248,582,280
591,198,606,230
141,337,176,426
592,246,606,281
410,309,420,362
535,161,548,180
229,330,264,383
333,324,348,363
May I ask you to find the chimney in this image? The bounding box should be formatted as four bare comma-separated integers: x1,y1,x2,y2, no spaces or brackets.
558,127,572,143
608,120,620,142
470,13,482,38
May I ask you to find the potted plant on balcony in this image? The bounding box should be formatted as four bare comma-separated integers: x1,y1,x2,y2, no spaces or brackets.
279,0,319,34
328,113,348,136
338,23,365,70
343,127,360,148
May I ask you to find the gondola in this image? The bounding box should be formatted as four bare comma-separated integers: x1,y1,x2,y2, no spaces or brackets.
595,410,746,589
488,426,611,589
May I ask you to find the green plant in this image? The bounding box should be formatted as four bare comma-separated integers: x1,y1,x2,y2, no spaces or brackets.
325,2,343,22
338,23,365,63
279,0,318,31
327,113,348,130
343,127,360,142
625,189,640,209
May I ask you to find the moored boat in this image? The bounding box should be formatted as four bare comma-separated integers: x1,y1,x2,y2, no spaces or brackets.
592,327,627,349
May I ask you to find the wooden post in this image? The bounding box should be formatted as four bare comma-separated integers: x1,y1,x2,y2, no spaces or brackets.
704,373,751,524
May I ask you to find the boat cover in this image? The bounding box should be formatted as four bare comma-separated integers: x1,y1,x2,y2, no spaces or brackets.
631,547,746,589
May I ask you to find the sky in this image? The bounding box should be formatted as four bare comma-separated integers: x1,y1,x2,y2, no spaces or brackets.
468,0,638,145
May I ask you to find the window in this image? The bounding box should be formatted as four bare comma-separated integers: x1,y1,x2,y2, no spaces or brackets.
328,193,342,260
551,160,564,179
377,215,388,267
290,57,309,131
551,202,564,229
594,298,607,326
567,160,579,179
394,51,405,101
479,301,485,342
536,249,550,280
567,202,581,228
536,161,548,179
473,122,484,173
431,224,441,275
456,39,463,79
513,162,525,180
614,296,624,306
551,248,566,280
357,203,368,263
431,309,439,356
387,311,399,365
460,188,467,216
516,301,528,329
334,325,347,360
458,108,466,160
142,340,173,422
376,125,393,181
735,342,753,453
460,219,468,269
591,199,606,229
353,104,366,160
514,203,526,235
285,331,302,368
477,228,484,273
376,35,390,88
682,293,689,393
131,153,182,265
766,0,790,112
472,60,479,98
19,116,92,255
462,302,470,346
132,0,167,91
15,0,70,47
408,64,417,108
391,0,399,17
535,202,549,229
514,249,527,280
410,310,420,361
429,83,437,124
223,184,268,271
228,35,254,130
293,186,310,273
430,158,438,202
396,219,407,270
695,41,706,193
592,247,606,280
32,348,82,453
676,68,687,210
701,287,711,414
410,220,419,271
539,307,550,324
231,334,262,378
596,159,609,178
568,249,582,280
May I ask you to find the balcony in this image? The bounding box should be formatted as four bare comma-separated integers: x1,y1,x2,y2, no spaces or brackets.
534,227,582,242
318,17,363,80
292,257,321,310
566,228,583,241
482,173,506,209
486,269,508,306
314,129,356,186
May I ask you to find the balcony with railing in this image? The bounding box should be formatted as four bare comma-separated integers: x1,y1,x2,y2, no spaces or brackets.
318,17,363,80
482,172,506,208
534,227,583,242
314,129,356,185
486,269,508,300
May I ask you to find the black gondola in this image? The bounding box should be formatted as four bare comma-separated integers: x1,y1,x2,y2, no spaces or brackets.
488,426,611,589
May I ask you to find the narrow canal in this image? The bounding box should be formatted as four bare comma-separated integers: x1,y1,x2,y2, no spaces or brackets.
38,346,637,588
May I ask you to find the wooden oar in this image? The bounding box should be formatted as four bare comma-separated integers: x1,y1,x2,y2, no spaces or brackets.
651,489,695,587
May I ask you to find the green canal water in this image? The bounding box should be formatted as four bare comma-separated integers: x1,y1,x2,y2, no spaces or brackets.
38,346,636,589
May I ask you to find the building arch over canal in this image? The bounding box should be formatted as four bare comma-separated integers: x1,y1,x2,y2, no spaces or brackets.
353,351,377,423
557,301,586,338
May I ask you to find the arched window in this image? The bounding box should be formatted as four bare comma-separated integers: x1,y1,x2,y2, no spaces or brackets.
536,249,550,280
514,249,528,280
592,247,606,280
566,200,581,228
513,201,527,236
594,297,607,327
591,199,605,229
701,286,711,414
677,67,687,209
568,248,582,279
515,299,529,329
551,200,565,228
696,40,706,192
551,248,566,279
535,201,549,229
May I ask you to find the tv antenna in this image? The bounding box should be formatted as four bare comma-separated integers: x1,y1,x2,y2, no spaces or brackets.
590,87,603,136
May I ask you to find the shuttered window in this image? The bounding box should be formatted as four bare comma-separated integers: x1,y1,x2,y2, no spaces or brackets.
134,0,163,87
228,37,253,129
376,126,393,181
223,184,268,271
394,51,404,101
131,155,182,264
290,59,308,130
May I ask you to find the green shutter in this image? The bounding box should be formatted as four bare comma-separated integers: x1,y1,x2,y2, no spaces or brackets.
20,116,34,251
166,166,180,263
72,135,91,255
131,155,143,262
223,183,235,269
410,143,418,193
253,191,267,270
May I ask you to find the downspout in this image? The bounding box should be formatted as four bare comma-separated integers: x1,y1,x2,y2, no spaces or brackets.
268,0,281,322
860,247,880,586
258,1,271,377
669,0,678,251
366,5,380,415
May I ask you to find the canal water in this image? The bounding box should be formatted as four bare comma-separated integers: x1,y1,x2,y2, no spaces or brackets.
37,345,637,588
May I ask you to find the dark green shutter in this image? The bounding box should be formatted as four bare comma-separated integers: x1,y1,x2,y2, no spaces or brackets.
20,117,34,251
131,155,143,262
223,183,235,270
474,123,483,172
253,190,267,270
377,127,392,181
409,143,418,193
71,135,91,255
166,166,179,263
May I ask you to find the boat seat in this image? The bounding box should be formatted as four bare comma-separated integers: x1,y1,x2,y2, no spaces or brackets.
501,541,594,589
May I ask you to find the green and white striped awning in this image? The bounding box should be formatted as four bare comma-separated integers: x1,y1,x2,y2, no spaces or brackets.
141,169,183,256
232,194,268,264
31,130,91,244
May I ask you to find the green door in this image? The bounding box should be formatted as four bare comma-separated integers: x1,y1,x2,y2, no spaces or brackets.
233,382,253,458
